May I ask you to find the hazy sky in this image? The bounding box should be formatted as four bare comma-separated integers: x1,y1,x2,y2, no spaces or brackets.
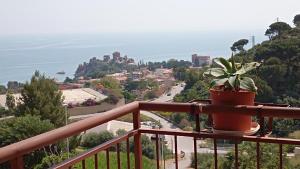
0,0,299,35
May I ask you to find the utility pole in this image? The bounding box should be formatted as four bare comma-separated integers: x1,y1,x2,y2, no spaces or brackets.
251,36,255,48
63,104,70,158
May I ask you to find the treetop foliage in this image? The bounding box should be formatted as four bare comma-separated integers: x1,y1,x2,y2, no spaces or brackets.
0,115,55,147
265,21,292,40
15,71,66,127
231,39,249,52
293,14,300,27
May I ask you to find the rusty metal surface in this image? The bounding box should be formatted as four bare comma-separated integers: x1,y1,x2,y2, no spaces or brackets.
139,101,194,113
174,135,178,169
1,101,300,169
139,102,300,118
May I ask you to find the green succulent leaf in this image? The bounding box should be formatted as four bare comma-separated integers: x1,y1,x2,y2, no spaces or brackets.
214,58,232,72
228,75,237,90
243,62,261,72
230,55,237,73
204,56,260,92
235,63,242,69
203,68,227,77
235,62,260,75
210,78,228,88
240,77,257,92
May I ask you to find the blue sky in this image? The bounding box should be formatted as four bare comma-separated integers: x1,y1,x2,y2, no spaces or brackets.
0,0,299,35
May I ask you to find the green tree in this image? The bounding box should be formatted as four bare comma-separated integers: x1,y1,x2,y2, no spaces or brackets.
293,14,300,27
64,77,73,83
0,107,10,117
34,153,71,169
100,77,120,89
174,80,209,102
0,115,54,146
173,67,187,81
100,77,123,99
81,131,114,148
221,142,293,169
143,90,157,100
231,39,249,53
15,71,66,127
6,91,15,113
0,115,55,168
122,90,137,103
0,85,6,94
265,22,292,39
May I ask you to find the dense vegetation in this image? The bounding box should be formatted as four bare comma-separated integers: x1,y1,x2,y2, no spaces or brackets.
75,56,192,79
73,152,155,169
173,14,300,168
175,14,300,113
146,59,191,71
191,142,297,169
0,72,72,169
34,151,156,169
79,130,171,167
15,72,66,127
75,57,137,78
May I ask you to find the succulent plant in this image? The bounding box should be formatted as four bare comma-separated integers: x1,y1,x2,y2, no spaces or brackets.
203,56,261,92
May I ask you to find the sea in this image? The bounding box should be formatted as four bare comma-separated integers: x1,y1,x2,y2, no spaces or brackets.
0,31,266,86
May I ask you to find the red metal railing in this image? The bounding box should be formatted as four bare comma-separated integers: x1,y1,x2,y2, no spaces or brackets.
0,101,300,169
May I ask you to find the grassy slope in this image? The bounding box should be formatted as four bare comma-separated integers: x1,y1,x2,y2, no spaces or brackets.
74,152,155,169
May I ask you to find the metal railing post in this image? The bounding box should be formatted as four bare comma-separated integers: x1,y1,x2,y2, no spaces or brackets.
10,156,24,169
133,109,142,169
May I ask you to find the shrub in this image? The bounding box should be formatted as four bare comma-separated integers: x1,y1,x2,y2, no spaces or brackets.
81,131,114,148
0,115,55,168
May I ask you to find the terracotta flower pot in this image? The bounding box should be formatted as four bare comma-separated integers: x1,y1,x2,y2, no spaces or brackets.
210,89,255,131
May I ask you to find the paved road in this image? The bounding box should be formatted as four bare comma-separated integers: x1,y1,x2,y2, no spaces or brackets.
141,82,196,169
142,82,229,169
154,83,185,102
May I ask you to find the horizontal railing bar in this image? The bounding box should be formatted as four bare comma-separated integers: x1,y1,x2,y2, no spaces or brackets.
189,99,290,107
139,129,300,145
139,102,300,118
202,105,300,118
139,101,198,113
51,130,138,169
0,101,139,163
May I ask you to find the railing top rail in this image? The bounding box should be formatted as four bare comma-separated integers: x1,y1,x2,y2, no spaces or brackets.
1,101,300,164
139,101,300,118
0,101,139,163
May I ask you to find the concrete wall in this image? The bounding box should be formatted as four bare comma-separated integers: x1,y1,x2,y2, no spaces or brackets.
68,98,125,116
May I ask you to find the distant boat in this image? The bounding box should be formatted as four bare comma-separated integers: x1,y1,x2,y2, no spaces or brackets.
56,71,66,75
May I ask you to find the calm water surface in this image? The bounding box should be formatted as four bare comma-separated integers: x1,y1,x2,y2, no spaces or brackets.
0,31,266,85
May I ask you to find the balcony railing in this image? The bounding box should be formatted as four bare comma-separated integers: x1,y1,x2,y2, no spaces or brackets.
0,101,300,169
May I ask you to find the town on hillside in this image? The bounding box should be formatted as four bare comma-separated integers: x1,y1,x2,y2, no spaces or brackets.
0,52,211,119
2,14,300,168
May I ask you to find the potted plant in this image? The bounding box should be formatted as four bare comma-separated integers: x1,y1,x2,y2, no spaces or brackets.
203,56,261,132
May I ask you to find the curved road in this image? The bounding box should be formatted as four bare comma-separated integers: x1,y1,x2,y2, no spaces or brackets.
141,83,194,169
141,83,228,169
